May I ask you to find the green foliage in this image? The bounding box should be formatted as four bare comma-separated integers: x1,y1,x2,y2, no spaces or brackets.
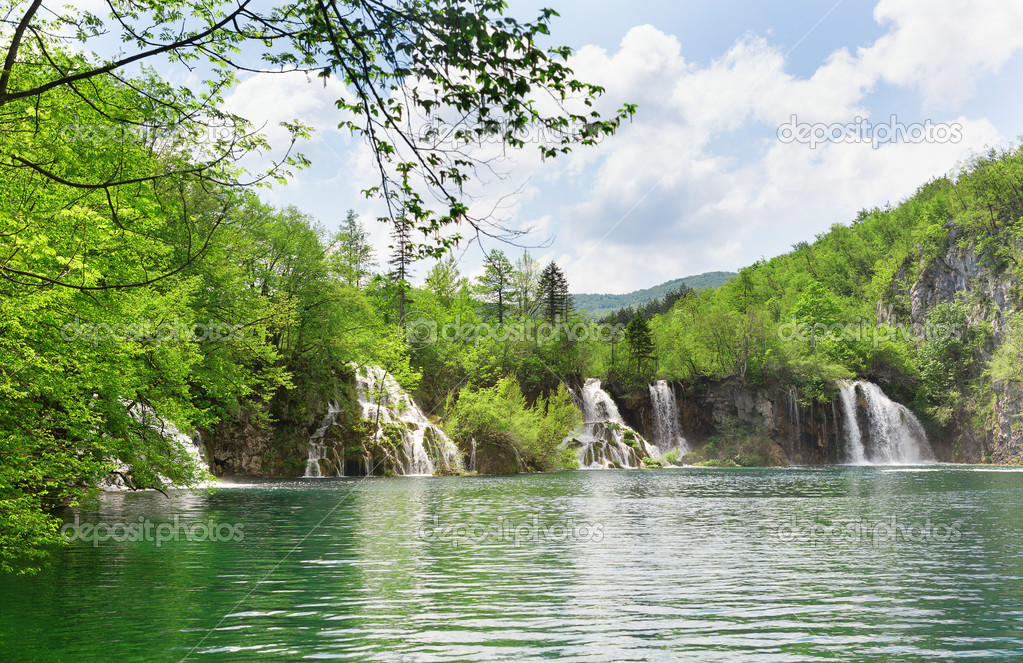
990,312,1023,384
625,314,655,374
444,378,580,472
0,0,636,573
917,303,973,419
684,417,780,467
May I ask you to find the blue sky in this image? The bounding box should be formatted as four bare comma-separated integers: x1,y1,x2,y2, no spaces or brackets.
219,0,1023,293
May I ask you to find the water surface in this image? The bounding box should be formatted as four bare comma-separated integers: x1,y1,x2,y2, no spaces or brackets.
2,466,1022,661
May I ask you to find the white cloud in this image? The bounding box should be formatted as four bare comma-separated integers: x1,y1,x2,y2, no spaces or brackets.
216,1,1023,294
523,2,1022,292
860,0,1023,108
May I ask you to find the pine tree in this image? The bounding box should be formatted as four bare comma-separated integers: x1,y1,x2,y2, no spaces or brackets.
538,261,571,325
388,217,415,326
625,313,654,373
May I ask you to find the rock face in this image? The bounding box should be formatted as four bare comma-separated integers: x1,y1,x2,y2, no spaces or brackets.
610,379,843,465
992,382,1023,464
891,223,1021,463
907,225,1015,335
204,405,299,477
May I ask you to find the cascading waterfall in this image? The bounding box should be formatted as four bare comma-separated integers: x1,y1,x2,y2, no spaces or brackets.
304,365,463,477
566,378,662,469
837,380,935,465
837,384,866,464
105,406,212,490
648,380,689,454
788,388,801,454
305,401,343,478
831,400,840,452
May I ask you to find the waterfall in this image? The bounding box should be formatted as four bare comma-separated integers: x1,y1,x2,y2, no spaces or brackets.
105,406,212,490
789,388,801,453
648,380,689,453
831,400,840,456
837,383,866,464
837,380,935,465
469,438,478,474
304,401,343,478
567,378,661,469
304,364,463,477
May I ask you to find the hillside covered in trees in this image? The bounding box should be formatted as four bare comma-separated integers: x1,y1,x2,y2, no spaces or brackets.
573,271,737,318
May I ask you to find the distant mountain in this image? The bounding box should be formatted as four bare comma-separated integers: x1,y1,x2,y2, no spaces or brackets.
573,271,737,319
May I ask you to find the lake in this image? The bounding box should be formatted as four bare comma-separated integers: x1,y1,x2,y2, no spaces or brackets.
2,467,1022,661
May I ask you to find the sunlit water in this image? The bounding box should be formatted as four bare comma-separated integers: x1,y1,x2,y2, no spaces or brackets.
2,466,1023,661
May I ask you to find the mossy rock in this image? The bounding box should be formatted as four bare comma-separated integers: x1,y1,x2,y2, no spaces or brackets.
680,451,704,465
641,457,664,468
695,458,740,468
733,454,762,467
434,466,466,477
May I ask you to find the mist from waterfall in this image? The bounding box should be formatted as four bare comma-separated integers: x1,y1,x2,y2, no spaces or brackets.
837,380,935,465
648,380,689,454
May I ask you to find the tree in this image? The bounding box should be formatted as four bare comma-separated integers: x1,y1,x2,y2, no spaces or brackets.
0,0,638,570
791,280,842,348
538,261,571,325
388,217,416,326
1,1,635,265
332,210,376,289
476,250,514,324
511,251,543,319
424,255,467,304
625,314,654,373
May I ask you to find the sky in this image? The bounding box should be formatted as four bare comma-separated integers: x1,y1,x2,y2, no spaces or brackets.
215,0,1023,294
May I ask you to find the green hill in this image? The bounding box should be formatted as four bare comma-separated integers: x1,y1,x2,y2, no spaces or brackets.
573,271,737,318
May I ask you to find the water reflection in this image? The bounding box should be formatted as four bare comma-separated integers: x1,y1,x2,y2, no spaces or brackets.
1,467,1021,661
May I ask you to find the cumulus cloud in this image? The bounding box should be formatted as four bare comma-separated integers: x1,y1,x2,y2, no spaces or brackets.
861,0,1023,107
528,1,1021,292
216,0,1023,293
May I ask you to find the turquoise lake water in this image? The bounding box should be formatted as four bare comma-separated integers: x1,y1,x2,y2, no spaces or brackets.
2,466,1022,661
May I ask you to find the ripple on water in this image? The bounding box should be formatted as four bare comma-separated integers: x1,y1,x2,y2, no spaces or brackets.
1,467,1022,661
